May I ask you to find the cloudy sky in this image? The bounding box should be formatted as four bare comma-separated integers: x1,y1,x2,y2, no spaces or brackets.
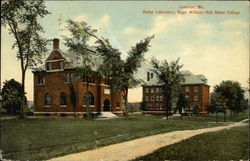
1,1,249,102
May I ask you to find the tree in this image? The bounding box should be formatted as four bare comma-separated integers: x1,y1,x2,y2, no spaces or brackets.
176,92,189,119
95,38,126,114
140,101,148,111
121,36,154,115
151,58,184,120
214,81,245,117
95,36,154,116
95,38,125,93
64,20,98,119
1,79,23,115
208,92,227,122
192,104,199,120
1,0,50,118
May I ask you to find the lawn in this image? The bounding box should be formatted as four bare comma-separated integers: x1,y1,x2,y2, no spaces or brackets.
0,112,248,160
203,110,249,122
133,125,249,161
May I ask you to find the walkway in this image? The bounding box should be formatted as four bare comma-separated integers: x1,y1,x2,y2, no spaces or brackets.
47,119,248,161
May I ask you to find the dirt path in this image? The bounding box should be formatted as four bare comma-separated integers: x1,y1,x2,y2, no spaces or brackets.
47,120,248,161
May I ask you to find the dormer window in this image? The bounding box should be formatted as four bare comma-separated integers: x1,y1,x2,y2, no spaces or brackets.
47,63,52,70
59,61,64,69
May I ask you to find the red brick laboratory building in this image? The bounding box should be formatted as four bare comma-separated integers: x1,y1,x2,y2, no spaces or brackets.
33,38,125,117
142,71,210,116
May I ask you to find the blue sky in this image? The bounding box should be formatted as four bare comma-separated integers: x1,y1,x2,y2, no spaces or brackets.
1,1,249,102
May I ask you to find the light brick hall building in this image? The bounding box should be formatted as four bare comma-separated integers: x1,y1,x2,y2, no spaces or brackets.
142,71,210,116
33,38,125,117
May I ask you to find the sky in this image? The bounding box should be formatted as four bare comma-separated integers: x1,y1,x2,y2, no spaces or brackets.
1,1,249,102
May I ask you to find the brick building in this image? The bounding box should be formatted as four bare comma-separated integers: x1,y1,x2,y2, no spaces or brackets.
142,71,210,116
33,38,125,117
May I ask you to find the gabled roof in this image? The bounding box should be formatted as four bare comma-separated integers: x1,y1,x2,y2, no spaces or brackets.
143,70,209,86
46,49,66,61
182,72,207,85
35,47,103,72
63,50,103,71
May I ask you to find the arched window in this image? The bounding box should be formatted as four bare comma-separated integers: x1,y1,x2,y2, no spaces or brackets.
83,92,94,106
45,93,51,106
60,92,66,106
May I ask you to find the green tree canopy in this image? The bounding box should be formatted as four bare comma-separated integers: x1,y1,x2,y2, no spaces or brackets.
63,20,99,119
208,92,227,114
176,92,189,114
1,0,50,117
96,36,154,115
1,79,24,115
208,92,228,122
214,80,245,115
151,57,184,119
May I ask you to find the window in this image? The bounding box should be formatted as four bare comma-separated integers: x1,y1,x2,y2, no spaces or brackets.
146,96,149,101
59,61,64,69
83,92,94,106
60,92,66,106
160,95,163,101
103,76,110,85
156,103,159,109
156,96,160,101
194,86,198,92
159,104,163,110
38,75,44,84
194,95,199,101
185,95,190,100
150,103,154,109
83,76,95,83
147,103,153,110
66,73,70,82
47,63,52,70
151,96,154,101
150,88,154,93
156,88,160,93
91,77,95,83
71,73,74,81
145,88,149,93
45,93,51,106
65,73,74,82
185,87,190,92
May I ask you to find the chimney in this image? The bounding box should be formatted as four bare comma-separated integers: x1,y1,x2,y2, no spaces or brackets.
147,72,150,81
53,38,59,49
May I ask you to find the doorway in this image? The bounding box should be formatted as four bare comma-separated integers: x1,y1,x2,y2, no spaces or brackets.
104,99,110,111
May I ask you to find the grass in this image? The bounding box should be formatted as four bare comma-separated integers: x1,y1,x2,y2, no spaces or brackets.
172,110,249,123
0,112,248,160
133,125,249,161
204,110,249,122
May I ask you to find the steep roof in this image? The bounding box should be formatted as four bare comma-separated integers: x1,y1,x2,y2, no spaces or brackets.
63,50,103,71
35,48,103,72
143,70,209,86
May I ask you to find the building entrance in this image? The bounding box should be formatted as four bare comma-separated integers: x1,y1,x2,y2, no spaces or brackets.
104,99,110,111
